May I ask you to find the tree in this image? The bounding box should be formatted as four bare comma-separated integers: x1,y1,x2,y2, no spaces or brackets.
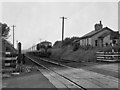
53,41,59,46
71,36,80,41
53,41,61,46
1,23,10,38
73,42,79,51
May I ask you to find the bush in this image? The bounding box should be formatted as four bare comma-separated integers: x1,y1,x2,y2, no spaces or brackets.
53,41,61,46
99,45,120,52
73,43,79,51
79,45,94,50
53,37,80,47
113,45,120,52
99,46,112,52
63,37,71,46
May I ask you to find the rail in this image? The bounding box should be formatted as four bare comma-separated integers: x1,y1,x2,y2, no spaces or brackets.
25,54,86,90
96,52,120,62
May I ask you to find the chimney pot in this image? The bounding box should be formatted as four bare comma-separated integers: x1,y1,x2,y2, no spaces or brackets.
100,21,102,24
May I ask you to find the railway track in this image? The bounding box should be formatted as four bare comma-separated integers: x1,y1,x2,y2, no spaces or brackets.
25,54,119,89
25,54,86,90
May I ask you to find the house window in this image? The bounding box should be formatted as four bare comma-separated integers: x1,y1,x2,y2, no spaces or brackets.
112,40,116,44
95,40,98,46
105,43,108,46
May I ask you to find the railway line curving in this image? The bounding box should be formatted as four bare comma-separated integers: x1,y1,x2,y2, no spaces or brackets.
25,54,119,89
25,54,86,90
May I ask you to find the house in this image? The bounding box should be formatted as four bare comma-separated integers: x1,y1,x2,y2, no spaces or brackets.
79,21,120,47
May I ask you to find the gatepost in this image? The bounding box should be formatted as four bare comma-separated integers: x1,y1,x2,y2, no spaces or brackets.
17,42,22,72
18,42,21,63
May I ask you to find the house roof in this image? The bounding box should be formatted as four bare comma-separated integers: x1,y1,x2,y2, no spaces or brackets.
80,27,113,39
98,32,111,39
110,31,120,39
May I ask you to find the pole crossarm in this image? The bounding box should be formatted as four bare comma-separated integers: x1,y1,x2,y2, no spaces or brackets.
60,17,67,19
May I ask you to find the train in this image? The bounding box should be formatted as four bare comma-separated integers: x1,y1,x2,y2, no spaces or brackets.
27,41,52,57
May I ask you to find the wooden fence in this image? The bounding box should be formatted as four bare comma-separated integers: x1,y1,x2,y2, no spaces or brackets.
3,52,18,68
96,52,120,62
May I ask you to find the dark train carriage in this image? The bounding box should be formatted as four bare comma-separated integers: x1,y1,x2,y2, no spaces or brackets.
28,41,52,57
37,41,52,50
36,41,52,57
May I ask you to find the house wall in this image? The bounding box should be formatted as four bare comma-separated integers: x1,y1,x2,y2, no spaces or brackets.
80,40,82,45
91,29,112,46
103,35,111,46
88,38,92,45
80,38,92,46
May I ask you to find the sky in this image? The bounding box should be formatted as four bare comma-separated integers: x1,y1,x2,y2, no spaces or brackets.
1,1,118,49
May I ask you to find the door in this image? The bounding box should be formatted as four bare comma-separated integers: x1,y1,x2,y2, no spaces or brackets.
95,40,98,46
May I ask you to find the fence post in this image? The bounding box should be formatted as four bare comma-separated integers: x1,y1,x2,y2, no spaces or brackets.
18,42,21,63
17,42,22,72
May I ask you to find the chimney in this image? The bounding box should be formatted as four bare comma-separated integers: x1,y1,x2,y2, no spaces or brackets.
95,21,103,31
100,21,102,24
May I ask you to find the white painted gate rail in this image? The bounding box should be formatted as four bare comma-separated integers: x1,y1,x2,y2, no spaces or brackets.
96,52,120,62
3,52,18,67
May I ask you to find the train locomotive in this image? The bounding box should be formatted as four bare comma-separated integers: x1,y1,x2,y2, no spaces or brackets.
28,41,52,57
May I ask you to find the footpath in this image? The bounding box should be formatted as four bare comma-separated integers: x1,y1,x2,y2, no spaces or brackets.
2,65,56,89
2,55,57,89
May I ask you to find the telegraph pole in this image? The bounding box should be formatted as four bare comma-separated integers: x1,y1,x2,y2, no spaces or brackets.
11,25,16,48
60,16,67,44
